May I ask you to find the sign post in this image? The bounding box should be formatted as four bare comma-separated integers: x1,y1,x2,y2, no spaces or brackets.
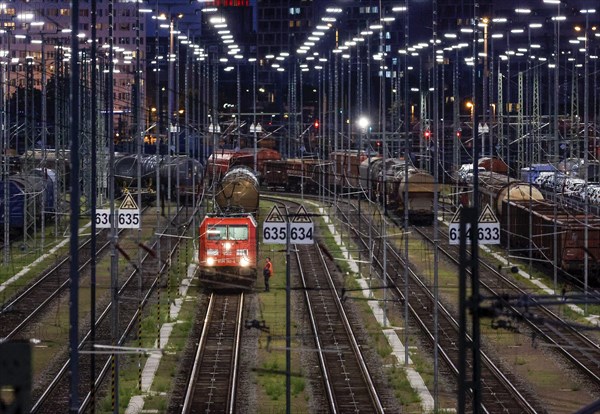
449,204,500,245
262,205,314,245
95,193,141,229
262,204,314,414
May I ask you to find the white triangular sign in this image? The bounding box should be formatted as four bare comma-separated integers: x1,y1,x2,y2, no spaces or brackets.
120,193,139,210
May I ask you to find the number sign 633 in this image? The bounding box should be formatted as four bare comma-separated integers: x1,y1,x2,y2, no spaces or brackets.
448,223,500,245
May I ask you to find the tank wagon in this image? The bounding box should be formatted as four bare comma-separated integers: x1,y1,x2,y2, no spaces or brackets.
114,154,156,196
215,166,260,214
114,154,203,204
477,171,544,217
22,149,71,186
261,151,436,224
359,157,384,201
0,172,56,235
361,158,406,203
166,156,204,204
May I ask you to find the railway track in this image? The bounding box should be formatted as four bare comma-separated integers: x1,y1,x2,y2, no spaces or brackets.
181,292,244,414
0,206,166,344
0,210,147,341
335,198,542,412
417,225,600,390
28,204,194,412
0,229,107,340
294,239,385,412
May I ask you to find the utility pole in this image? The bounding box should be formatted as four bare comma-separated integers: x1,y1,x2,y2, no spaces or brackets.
69,0,82,411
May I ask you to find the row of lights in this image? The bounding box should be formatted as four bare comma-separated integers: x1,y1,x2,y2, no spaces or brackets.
0,4,151,69
435,8,599,69
292,3,599,74
7,2,599,97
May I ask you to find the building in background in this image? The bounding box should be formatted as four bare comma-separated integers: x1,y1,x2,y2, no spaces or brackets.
1,0,146,148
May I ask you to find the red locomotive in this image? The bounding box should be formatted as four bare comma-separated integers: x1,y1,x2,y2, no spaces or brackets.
198,214,258,288
199,166,261,289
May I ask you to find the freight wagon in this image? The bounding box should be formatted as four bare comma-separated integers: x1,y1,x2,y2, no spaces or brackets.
0,172,56,235
476,170,600,276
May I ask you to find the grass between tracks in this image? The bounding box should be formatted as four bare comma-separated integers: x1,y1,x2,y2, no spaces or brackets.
96,234,198,413
16,204,194,413
314,200,442,411
94,200,312,413
391,214,597,411
57,195,600,412
323,214,435,412
354,200,463,409
0,219,92,380
254,200,309,413
0,220,85,297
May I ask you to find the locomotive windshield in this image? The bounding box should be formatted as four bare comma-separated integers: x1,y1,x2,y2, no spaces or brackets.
207,225,227,240
207,224,248,240
228,225,248,240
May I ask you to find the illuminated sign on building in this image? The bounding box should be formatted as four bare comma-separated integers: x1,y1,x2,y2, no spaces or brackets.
209,0,250,6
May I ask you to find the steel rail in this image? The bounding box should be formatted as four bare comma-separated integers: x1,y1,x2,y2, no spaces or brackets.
30,205,190,413
294,218,385,412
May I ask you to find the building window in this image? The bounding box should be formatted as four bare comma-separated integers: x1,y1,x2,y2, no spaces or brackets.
359,6,379,14
0,7,15,17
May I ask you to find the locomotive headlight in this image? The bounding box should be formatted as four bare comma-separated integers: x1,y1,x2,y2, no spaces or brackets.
239,256,250,267
223,242,232,252
207,249,219,256
206,257,215,266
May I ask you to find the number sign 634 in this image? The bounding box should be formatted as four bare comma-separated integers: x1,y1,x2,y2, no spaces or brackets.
262,223,314,245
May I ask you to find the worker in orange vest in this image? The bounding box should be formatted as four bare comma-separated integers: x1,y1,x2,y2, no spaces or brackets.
263,257,273,292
